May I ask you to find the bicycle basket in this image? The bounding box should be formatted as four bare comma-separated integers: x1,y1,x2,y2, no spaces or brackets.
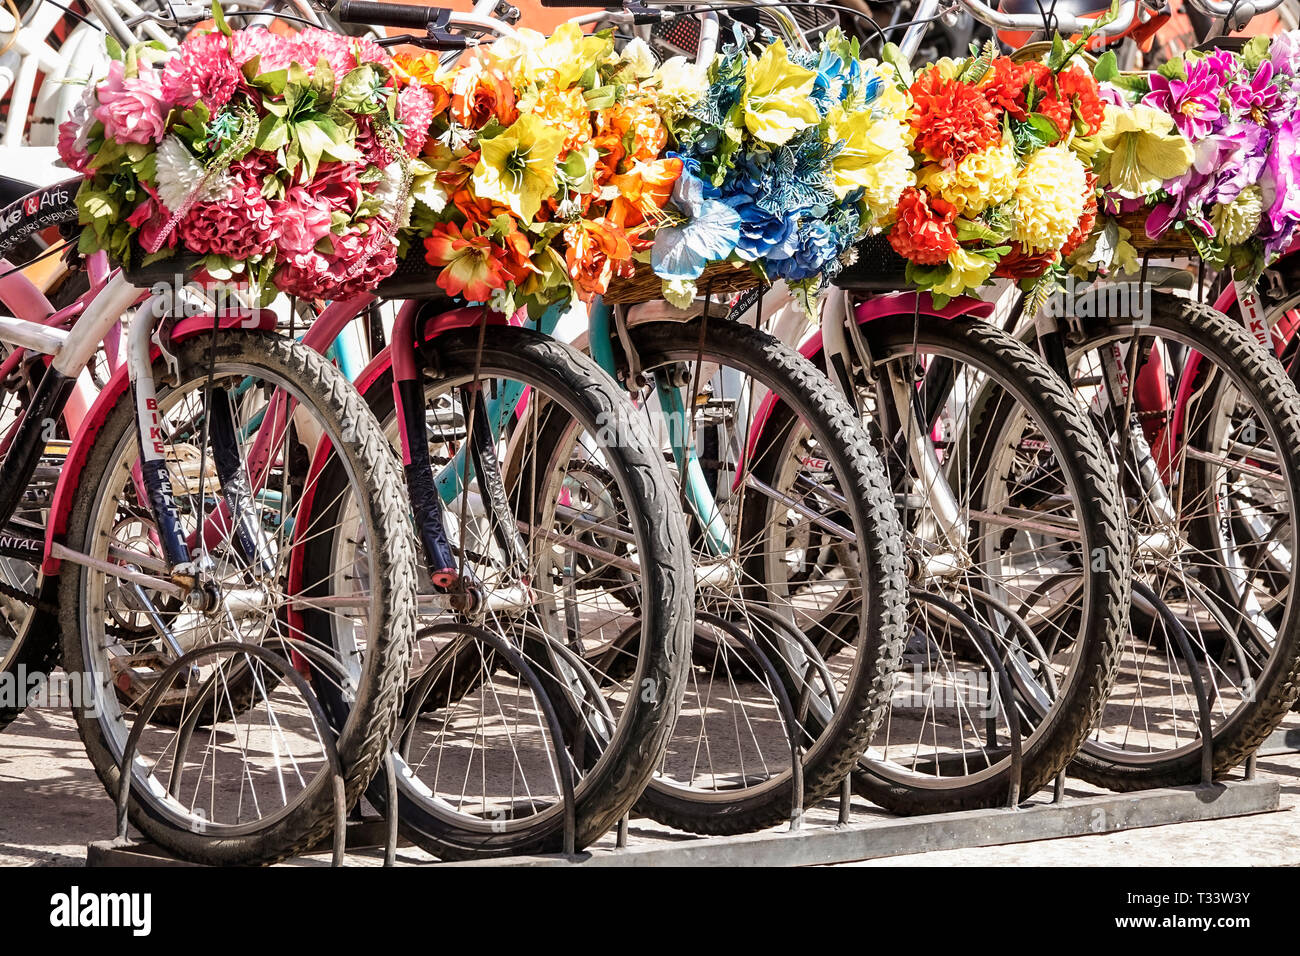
603,260,761,304
375,243,445,300
832,233,910,291
1114,209,1198,257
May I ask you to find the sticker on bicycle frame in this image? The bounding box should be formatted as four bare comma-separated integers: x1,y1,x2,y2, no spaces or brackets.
0,179,76,259
1234,278,1271,350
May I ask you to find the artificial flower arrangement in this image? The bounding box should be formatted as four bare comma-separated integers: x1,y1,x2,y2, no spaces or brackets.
884,38,1105,305
392,25,684,314
58,7,426,302
656,29,914,310
392,26,913,314
1071,35,1300,282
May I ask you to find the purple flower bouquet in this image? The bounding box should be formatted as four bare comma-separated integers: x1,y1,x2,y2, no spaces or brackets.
1077,35,1300,280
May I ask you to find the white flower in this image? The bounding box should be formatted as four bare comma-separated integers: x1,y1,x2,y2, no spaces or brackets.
61,80,100,159
154,135,226,212
618,38,657,79
656,57,707,112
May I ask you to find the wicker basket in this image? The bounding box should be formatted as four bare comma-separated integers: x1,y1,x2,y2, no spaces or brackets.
1115,209,1198,256
603,260,760,304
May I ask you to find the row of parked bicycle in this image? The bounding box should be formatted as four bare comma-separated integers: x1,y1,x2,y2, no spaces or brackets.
0,0,1295,865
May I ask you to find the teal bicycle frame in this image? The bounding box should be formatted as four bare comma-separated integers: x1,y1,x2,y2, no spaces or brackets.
377,296,735,557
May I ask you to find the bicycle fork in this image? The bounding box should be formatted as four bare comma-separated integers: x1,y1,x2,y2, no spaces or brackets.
391,307,532,612
821,290,971,572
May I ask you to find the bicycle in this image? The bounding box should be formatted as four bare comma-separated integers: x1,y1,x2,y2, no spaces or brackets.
0,181,420,864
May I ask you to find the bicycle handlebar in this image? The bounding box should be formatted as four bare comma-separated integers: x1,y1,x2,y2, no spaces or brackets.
955,0,1138,38
1179,0,1284,29
333,0,446,27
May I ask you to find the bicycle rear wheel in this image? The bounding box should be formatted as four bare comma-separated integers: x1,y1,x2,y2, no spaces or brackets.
612,318,907,834
1062,296,1300,788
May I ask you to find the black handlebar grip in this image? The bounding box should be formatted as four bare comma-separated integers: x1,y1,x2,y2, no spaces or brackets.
332,0,441,28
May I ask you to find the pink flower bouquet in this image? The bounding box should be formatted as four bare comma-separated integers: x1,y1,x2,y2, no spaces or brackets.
58,9,421,301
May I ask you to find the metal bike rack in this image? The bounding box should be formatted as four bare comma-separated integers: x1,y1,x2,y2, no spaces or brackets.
107,640,350,867
735,603,854,825
82,570,1277,868
692,612,808,827
1129,580,1218,785
884,588,1025,808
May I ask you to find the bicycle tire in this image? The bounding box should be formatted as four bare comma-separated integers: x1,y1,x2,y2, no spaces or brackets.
1065,296,1300,789
316,325,692,858
616,318,907,834
59,331,416,865
850,314,1128,813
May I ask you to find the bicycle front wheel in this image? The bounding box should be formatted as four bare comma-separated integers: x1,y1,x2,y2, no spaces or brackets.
59,331,416,865
315,324,692,859
851,315,1128,813
617,318,907,834
1064,296,1300,788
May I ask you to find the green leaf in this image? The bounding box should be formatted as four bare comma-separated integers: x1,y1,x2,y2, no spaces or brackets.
960,44,993,84
252,68,288,98
955,218,1006,243
584,85,617,110
203,255,236,280
336,65,383,113
261,175,285,200
1013,113,1061,152
1048,34,1067,71
295,121,334,179
1021,275,1059,319
310,58,336,101
1157,56,1186,81
133,152,156,183
81,192,115,222
354,195,383,219
1028,113,1062,144
211,0,231,37
254,114,290,152
141,247,176,267
1242,35,1270,72
88,139,126,171
1110,71,1151,96
1093,49,1119,83
881,43,913,88
104,35,123,61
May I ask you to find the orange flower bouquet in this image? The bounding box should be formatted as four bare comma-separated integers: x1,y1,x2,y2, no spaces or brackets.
393,26,682,313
